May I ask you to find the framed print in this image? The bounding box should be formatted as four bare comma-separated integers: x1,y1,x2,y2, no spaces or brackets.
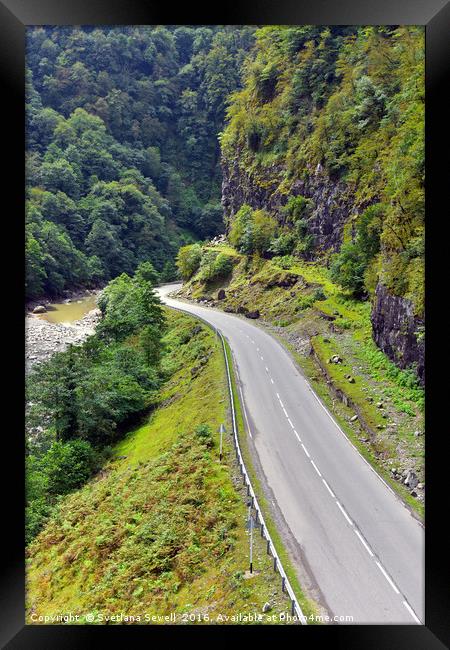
1,0,449,646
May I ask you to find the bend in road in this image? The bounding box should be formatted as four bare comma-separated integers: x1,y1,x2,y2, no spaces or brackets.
157,284,424,625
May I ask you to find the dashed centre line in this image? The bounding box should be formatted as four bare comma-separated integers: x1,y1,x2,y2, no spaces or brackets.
354,529,374,557
311,460,322,477
250,377,419,623
336,501,353,526
376,561,400,595
322,479,335,498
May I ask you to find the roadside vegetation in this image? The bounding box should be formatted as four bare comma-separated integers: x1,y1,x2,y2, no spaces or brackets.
177,242,424,515
26,305,299,624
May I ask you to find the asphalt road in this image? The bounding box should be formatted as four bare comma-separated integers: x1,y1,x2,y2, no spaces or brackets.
157,284,424,624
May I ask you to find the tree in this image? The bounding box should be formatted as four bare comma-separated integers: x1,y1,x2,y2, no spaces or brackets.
176,244,202,280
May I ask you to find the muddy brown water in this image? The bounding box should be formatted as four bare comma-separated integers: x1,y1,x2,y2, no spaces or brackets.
37,295,98,324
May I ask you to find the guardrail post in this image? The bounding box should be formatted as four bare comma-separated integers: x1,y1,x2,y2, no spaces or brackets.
217,328,306,626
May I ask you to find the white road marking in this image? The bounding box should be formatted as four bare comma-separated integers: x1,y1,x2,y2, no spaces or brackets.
311,460,322,477
270,378,274,384
238,384,253,439
260,356,264,361
308,387,396,496
265,366,269,373
294,430,301,442
276,393,280,399
322,479,335,498
336,501,353,526
376,561,400,595
354,529,374,557
402,600,421,624
288,418,294,429
283,408,289,418
301,443,310,458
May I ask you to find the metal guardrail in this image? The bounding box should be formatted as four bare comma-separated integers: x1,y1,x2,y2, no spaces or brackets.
218,329,307,625
163,299,307,624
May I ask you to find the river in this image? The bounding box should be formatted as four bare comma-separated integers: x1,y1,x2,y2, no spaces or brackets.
26,292,101,374
36,294,98,324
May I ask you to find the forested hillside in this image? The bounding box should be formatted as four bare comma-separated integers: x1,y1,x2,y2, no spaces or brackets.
26,26,254,300
220,26,424,380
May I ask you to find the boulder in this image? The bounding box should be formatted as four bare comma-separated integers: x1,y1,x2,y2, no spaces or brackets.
347,376,355,383
245,310,260,319
33,305,47,314
262,602,272,613
404,470,418,489
237,305,247,314
217,288,226,300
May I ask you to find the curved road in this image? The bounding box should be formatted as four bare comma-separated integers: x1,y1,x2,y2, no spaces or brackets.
157,284,424,624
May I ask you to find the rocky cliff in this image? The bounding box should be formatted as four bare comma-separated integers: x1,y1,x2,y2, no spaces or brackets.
222,159,358,254
371,283,424,385
221,158,424,383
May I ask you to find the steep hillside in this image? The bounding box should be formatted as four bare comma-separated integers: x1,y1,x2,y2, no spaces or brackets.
26,310,303,624
220,26,424,382
175,242,424,514
26,26,254,300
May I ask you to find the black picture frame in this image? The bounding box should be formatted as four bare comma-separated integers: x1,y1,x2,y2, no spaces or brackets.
2,1,449,647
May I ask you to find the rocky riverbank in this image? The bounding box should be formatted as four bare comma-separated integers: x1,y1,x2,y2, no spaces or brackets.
25,301,101,374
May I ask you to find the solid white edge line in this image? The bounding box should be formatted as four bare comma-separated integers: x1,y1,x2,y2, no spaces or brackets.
322,478,335,498
238,384,253,439
402,600,421,624
375,561,400,594
288,418,294,429
336,501,353,526
354,529,374,557
311,460,322,477
294,431,301,442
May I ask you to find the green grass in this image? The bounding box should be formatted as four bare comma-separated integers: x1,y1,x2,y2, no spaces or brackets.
181,246,425,518
26,310,296,625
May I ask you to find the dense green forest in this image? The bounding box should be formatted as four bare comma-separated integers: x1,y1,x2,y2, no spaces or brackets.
220,26,424,317
26,262,168,541
26,26,254,300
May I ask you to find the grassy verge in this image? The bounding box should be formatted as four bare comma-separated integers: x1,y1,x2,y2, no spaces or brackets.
179,245,425,519
273,333,424,519
26,310,296,625
223,339,319,621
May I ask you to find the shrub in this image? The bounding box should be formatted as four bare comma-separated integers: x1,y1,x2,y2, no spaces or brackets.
212,252,234,279
176,243,202,280
269,231,296,256
194,424,214,448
